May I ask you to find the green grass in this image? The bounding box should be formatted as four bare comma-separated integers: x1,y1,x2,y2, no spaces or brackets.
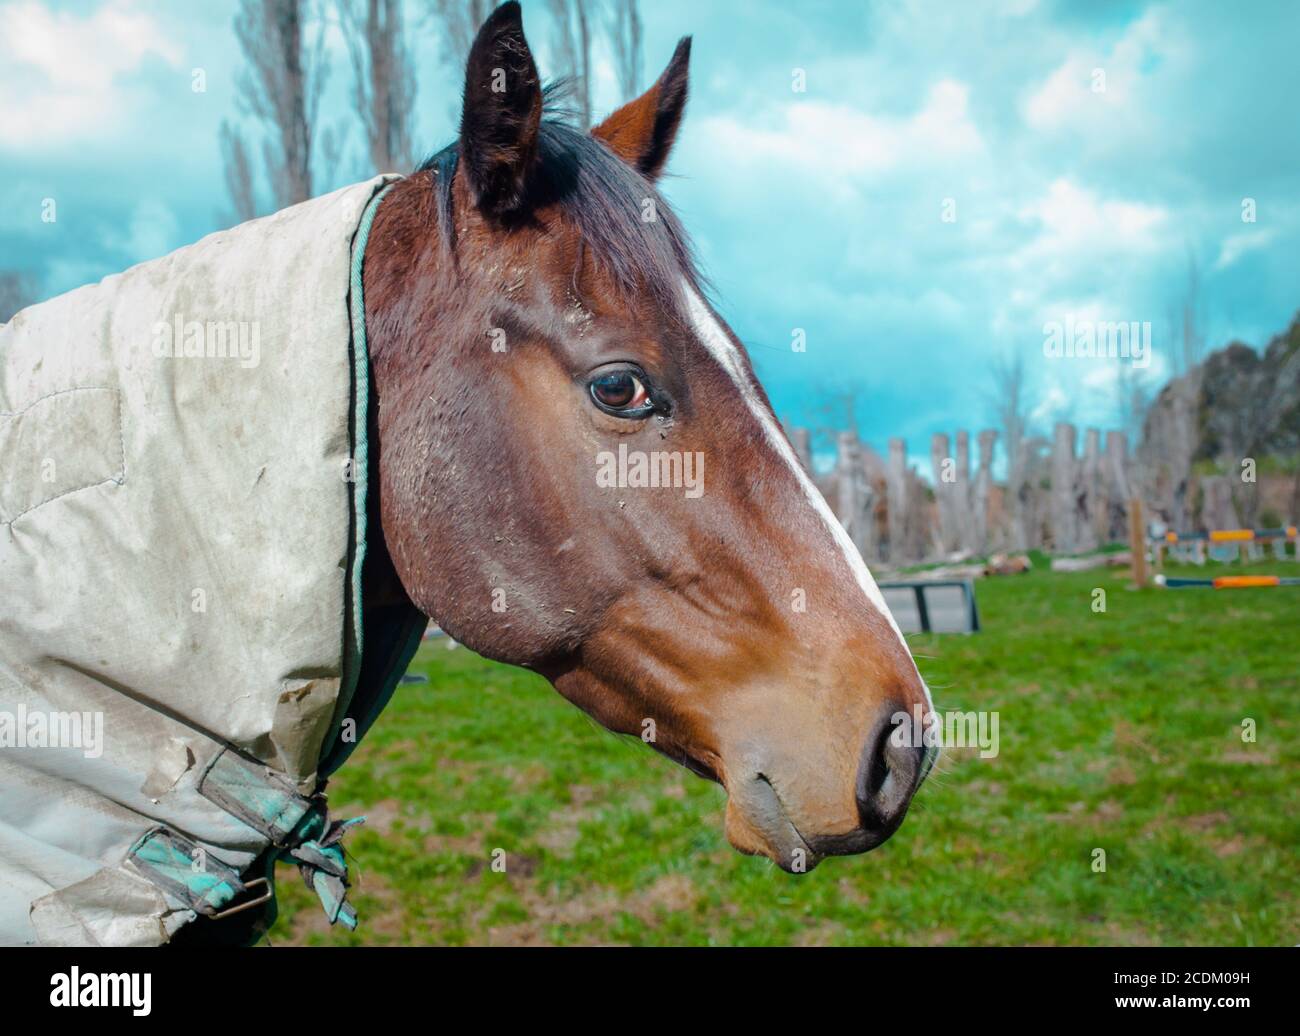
267,561,1299,946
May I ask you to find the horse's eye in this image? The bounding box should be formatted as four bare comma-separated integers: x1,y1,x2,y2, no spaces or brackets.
588,368,653,417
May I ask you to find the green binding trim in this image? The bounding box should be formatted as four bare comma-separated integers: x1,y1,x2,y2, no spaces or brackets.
329,179,398,760
319,174,428,777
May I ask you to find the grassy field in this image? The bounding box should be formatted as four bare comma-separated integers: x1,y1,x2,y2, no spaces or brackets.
267,559,1298,946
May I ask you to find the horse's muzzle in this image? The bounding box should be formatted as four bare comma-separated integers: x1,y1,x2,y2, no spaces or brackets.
726,702,936,869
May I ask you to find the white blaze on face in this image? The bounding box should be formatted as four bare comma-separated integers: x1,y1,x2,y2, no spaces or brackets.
682,283,932,707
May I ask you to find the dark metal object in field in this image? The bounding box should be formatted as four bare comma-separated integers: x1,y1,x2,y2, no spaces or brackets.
878,580,981,634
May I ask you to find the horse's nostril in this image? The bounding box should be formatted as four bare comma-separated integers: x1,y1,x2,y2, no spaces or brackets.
855,705,926,835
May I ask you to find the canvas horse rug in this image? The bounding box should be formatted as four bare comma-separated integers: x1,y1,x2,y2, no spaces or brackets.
0,175,428,946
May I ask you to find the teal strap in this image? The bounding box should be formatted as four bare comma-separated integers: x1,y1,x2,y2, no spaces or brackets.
197,747,364,929
284,814,366,930
198,748,314,844
128,827,246,916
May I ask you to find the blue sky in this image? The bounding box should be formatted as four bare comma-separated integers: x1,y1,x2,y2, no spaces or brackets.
2,0,1297,475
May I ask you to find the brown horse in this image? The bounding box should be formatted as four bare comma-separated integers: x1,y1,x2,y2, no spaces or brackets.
362,2,935,872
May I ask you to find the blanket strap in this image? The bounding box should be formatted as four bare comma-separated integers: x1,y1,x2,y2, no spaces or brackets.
192,748,365,930
127,827,264,919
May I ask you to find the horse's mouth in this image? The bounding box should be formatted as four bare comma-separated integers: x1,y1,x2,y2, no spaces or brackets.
754,773,821,872
664,747,822,871
676,749,722,785
724,759,932,871
723,771,822,873
669,742,932,872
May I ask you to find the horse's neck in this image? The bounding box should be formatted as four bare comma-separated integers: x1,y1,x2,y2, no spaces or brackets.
362,540,410,610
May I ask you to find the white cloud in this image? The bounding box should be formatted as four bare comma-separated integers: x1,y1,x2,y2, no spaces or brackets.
696,78,984,188
1024,56,1118,131
1081,363,1123,392
1020,178,1166,249
0,0,182,142
1021,8,1180,133
1213,227,1278,270
120,197,180,264
1029,384,1069,426
44,253,111,296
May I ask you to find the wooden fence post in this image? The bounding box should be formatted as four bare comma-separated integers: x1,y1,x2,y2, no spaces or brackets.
1129,497,1149,588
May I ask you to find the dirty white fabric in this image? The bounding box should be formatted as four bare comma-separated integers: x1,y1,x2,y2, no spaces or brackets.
0,175,403,945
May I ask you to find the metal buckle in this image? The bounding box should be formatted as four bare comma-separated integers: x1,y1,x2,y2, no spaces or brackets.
209,877,273,921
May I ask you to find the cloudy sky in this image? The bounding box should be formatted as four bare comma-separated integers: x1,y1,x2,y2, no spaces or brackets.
2,0,1297,474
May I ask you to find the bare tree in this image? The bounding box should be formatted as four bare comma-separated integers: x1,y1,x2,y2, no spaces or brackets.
0,271,37,323
337,0,416,173
426,2,641,131
987,351,1029,549
607,0,642,102
1173,248,1206,377
548,0,593,128
219,121,258,225
426,0,494,81
225,0,330,214
804,381,863,458
1145,249,1207,530
1113,363,1149,446
316,118,352,188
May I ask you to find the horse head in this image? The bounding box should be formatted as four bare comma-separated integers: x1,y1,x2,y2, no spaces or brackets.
363,1,934,872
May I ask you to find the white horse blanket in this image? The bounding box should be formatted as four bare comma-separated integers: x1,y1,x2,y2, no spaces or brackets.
0,175,426,945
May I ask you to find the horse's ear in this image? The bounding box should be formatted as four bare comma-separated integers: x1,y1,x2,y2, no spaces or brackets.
459,2,543,218
591,37,691,181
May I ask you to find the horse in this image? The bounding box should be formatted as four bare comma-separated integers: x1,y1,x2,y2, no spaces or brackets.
0,4,936,945
360,1,936,873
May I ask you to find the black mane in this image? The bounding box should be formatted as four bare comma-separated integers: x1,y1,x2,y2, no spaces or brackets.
417,119,705,313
